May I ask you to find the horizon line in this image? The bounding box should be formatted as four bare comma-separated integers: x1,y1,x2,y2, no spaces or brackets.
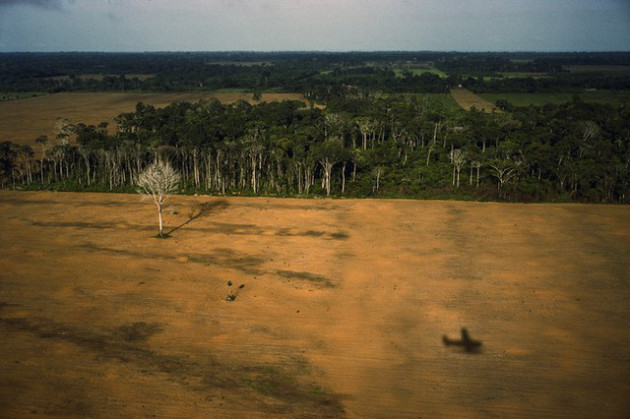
2,49,630,55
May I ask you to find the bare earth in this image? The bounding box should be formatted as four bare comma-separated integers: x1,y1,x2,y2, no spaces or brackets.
1,191,629,418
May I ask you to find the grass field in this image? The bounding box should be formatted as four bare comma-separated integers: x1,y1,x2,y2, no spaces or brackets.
480,90,630,107
0,92,48,102
0,91,305,147
1,191,629,417
496,72,551,79
449,87,500,112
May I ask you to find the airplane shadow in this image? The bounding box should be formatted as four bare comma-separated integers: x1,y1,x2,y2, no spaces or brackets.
443,328,483,354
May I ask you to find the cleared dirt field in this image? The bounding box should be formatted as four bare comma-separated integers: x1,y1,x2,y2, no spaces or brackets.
450,87,500,112
0,92,305,146
1,191,629,418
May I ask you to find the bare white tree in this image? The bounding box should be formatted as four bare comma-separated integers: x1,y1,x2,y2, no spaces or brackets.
355,117,377,150
54,117,74,145
490,162,518,199
137,161,181,237
450,148,466,188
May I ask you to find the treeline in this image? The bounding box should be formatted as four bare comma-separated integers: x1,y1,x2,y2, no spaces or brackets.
2,96,629,203
2,52,630,97
463,72,630,93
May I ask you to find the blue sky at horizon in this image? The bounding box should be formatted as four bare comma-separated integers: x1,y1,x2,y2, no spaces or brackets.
0,0,628,52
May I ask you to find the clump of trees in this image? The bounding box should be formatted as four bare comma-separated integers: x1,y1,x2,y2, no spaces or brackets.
1,95,629,203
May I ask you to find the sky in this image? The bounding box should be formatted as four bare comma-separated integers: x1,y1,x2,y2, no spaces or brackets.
0,0,628,52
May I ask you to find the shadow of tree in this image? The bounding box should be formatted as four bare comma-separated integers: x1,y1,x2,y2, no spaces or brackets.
165,199,229,236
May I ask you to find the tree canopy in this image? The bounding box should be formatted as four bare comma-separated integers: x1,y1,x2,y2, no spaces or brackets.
2,94,628,203
1,52,629,203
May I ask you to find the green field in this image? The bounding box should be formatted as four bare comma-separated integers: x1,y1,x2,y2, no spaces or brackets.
0,92,47,102
395,67,448,78
480,90,630,107
497,72,552,79
472,73,551,82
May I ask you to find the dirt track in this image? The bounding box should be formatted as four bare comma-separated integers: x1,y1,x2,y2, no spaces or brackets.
1,191,629,417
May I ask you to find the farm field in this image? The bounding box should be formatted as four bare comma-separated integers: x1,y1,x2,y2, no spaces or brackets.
497,72,551,79
394,67,448,78
450,87,499,112
563,65,630,74
480,90,630,107
1,191,629,417
0,92,305,147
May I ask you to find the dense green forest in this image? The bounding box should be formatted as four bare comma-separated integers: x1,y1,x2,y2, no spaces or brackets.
1,52,629,202
2,51,630,97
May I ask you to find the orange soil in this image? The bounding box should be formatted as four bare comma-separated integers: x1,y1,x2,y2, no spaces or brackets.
1,191,629,417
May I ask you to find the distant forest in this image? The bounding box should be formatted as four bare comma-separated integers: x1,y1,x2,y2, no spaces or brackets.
2,51,630,97
1,51,629,203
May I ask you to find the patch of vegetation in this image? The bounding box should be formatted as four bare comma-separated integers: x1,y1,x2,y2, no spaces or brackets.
0,92,47,101
329,232,350,240
496,72,552,79
239,365,343,414
303,230,326,237
1,316,345,416
243,376,276,395
183,248,266,273
226,282,245,301
309,384,332,397
276,228,349,240
114,322,164,342
276,270,335,288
